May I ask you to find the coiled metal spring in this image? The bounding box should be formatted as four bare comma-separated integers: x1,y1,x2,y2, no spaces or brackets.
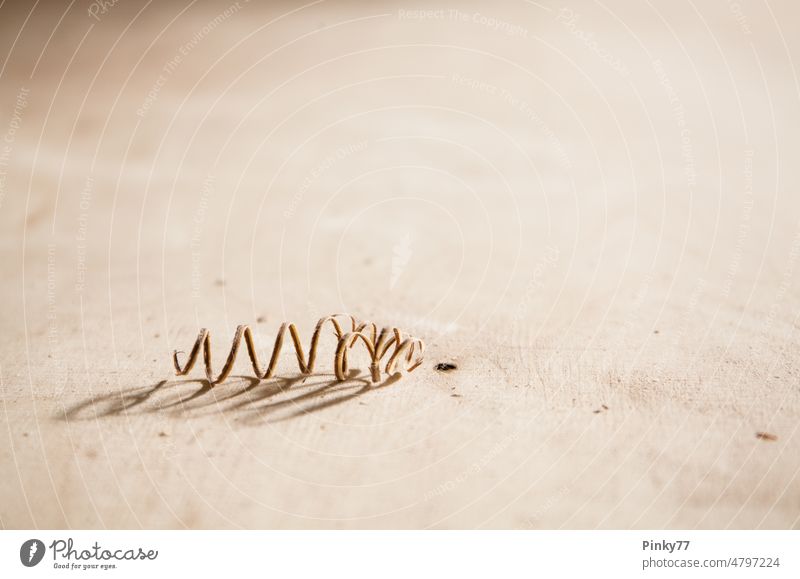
173,314,425,385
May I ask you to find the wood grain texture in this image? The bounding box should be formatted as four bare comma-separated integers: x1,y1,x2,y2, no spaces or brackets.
1,0,798,529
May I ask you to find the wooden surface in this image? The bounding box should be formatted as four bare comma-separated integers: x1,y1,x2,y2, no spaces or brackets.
1,0,799,529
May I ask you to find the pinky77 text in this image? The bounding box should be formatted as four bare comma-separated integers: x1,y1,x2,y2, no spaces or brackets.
642,540,690,553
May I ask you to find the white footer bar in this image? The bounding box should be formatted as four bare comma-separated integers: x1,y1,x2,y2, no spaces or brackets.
2,531,797,578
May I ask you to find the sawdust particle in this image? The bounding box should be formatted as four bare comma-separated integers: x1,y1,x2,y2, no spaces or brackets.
755,431,777,441
435,362,457,372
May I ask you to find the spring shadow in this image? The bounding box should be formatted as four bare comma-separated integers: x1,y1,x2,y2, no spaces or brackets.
58,369,400,425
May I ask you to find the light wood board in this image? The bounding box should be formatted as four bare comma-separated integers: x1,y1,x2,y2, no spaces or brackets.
1,0,799,528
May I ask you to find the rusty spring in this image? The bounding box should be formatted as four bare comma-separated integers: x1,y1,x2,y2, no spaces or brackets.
173,314,425,385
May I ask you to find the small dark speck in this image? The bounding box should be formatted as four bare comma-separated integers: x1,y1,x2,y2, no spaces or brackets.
256,315,266,323
755,431,777,441
358,402,367,406
319,425,326,430
593,410,601,414
435,362,457,372
602,404,609,410
451,394,462,398
158,431,169,437
153,358,157,362
86,449,98,459
653,330,659,334
22,432,29,437
154,333,160,338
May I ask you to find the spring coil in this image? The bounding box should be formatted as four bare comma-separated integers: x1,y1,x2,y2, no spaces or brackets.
173,314,425,385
